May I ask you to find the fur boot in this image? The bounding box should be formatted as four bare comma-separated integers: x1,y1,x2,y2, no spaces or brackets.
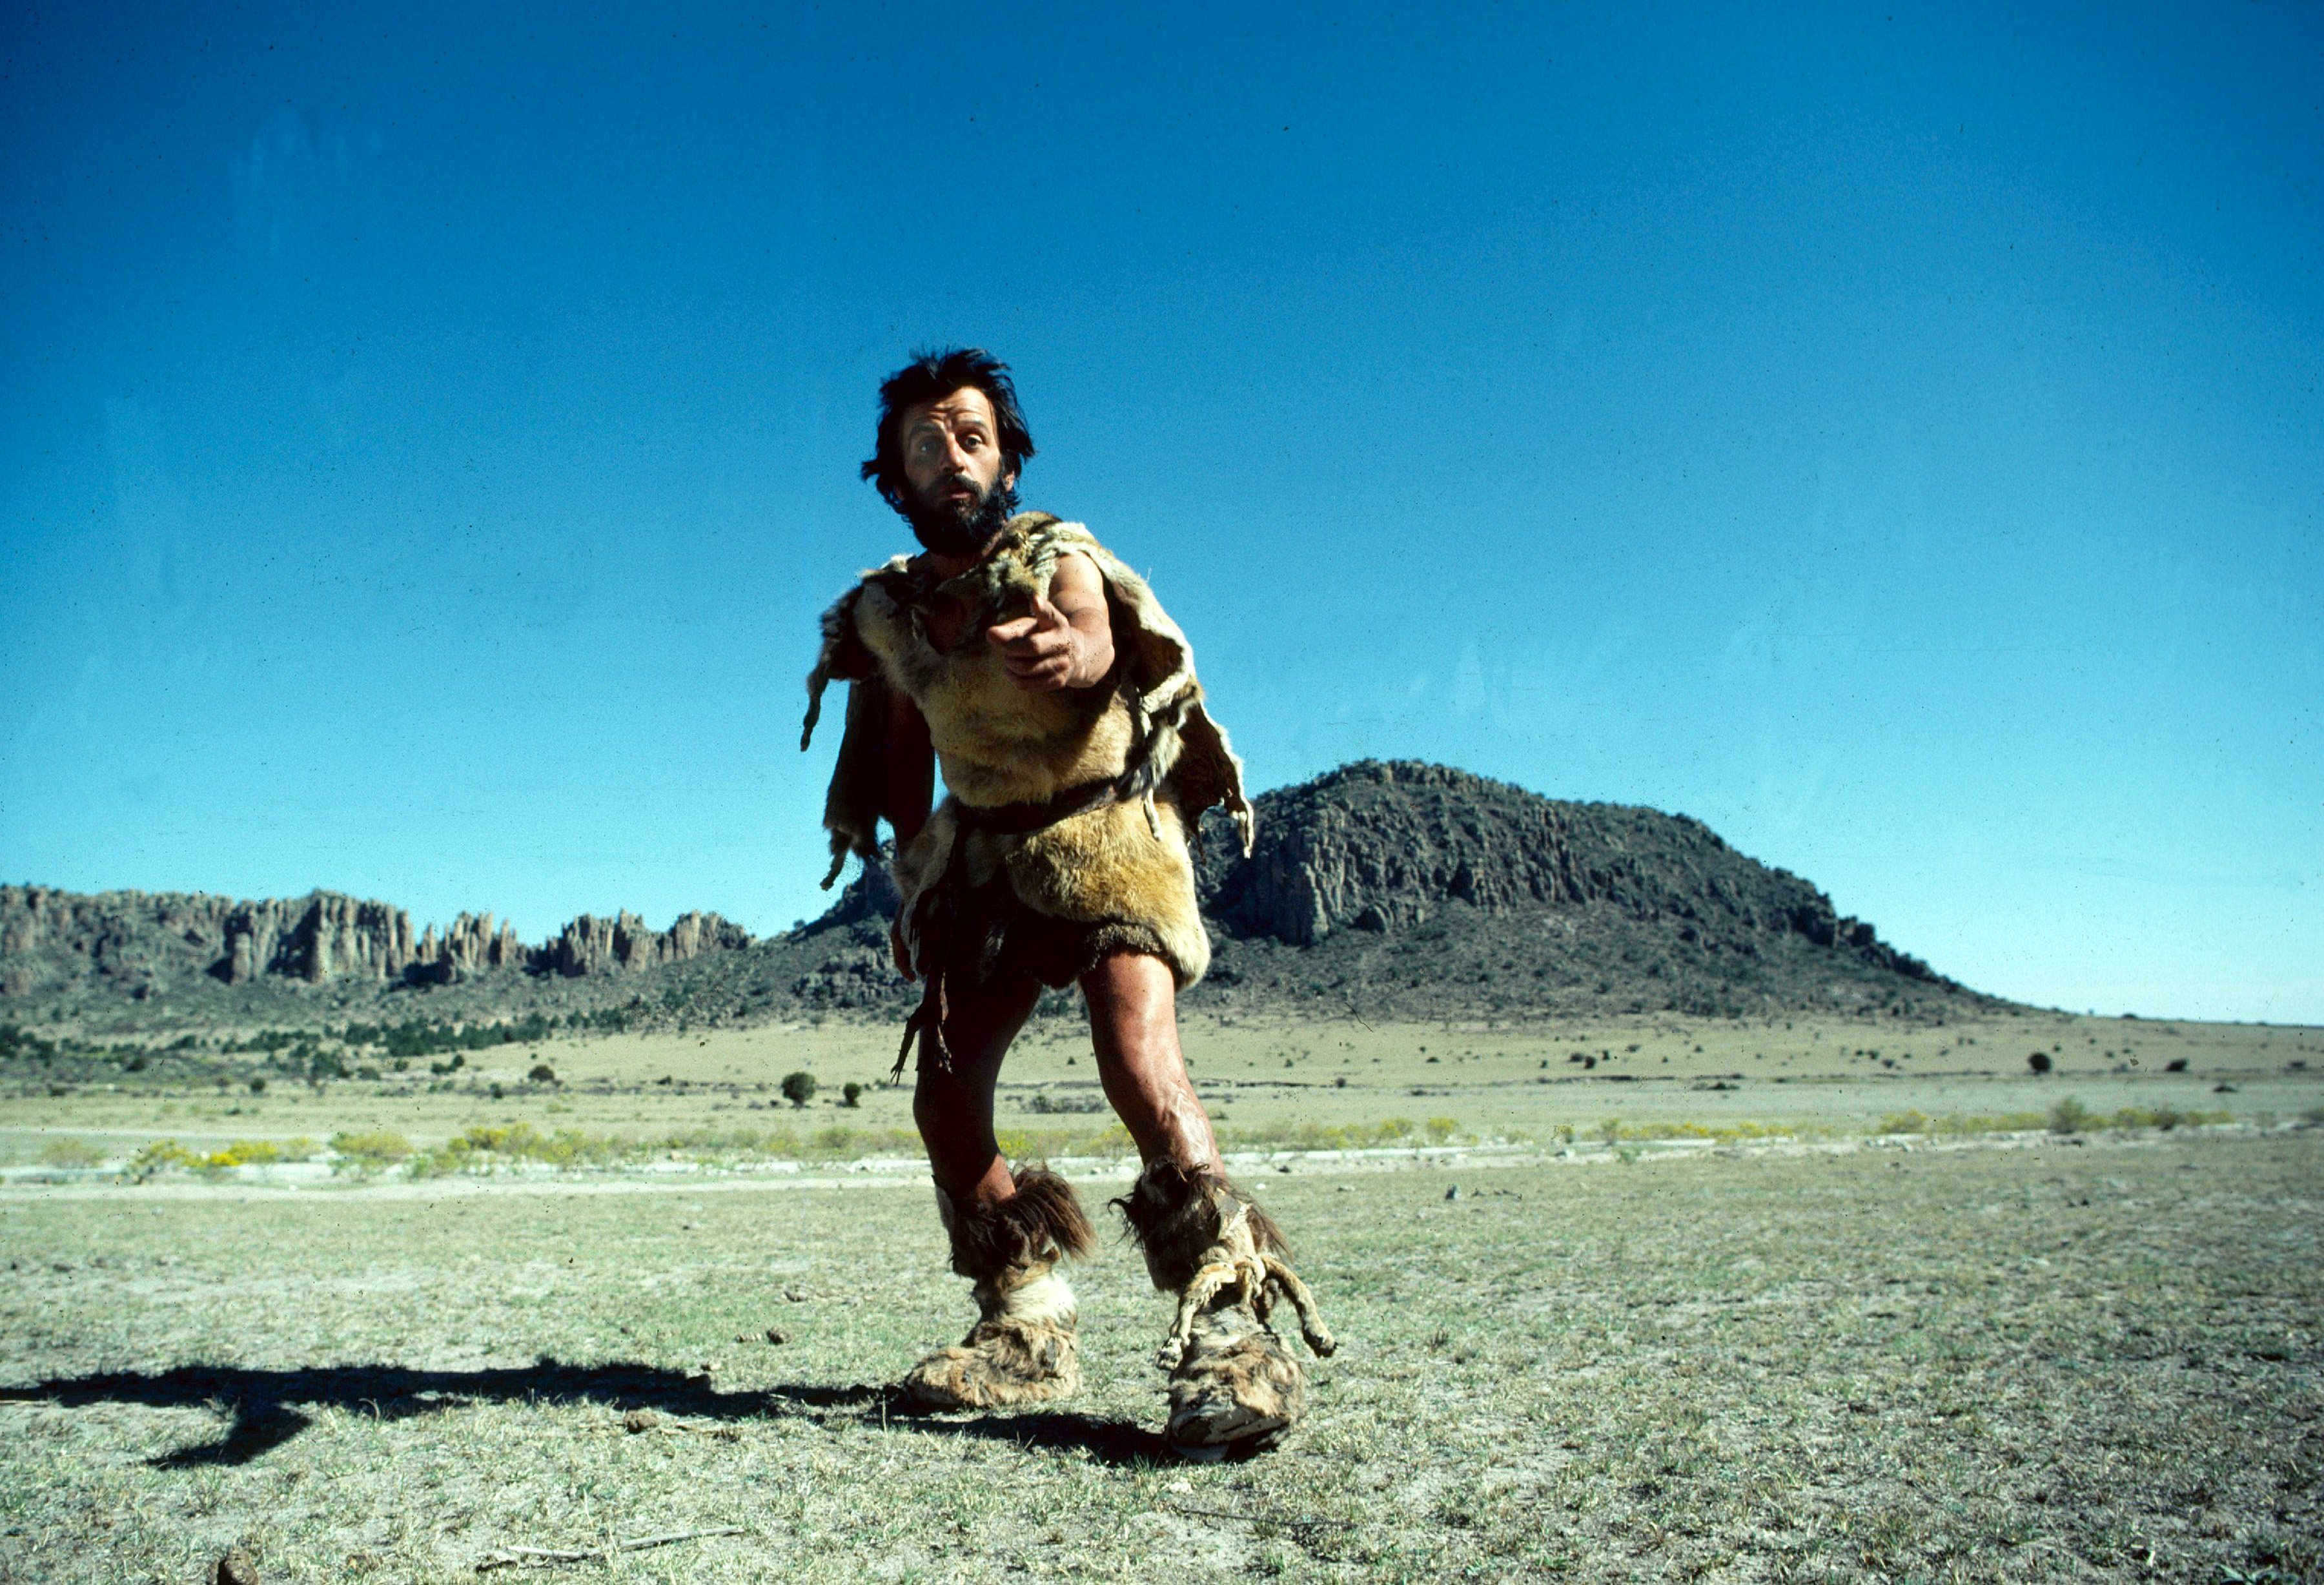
1114,1161,1336,1458
902,1166,1097,1410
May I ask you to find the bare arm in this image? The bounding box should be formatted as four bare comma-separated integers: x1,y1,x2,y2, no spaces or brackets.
986,551,1115,691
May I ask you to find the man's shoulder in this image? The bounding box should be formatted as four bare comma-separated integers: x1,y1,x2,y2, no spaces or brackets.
1010,510,1095,551
1008,513,1123,586
819,552,916,619
811,552,913,659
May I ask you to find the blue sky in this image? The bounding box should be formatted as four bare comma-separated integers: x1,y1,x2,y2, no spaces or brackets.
3,1,2317,1022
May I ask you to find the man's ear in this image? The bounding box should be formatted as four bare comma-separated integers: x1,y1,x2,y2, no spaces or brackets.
1002,468,1018,493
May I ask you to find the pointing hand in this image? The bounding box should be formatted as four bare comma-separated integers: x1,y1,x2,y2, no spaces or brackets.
987,595,1083,691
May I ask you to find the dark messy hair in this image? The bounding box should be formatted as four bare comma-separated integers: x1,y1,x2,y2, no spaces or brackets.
859,347,1036,509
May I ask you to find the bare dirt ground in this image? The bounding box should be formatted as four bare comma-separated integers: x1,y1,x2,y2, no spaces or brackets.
1,1012,2319,1581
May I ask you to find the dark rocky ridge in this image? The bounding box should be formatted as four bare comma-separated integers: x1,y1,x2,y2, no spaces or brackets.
1201,760,1937,973
1,760,1988,1029
1189,762,1970,1021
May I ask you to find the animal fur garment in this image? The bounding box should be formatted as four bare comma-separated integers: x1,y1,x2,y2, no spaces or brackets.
907,1167,1094,1411
1113,1160,1334,1457
946,1165,1097,1282
801,515,1253,993
902,1304,1083,1411
1112,1160,1290,1293
1164,1305,1307,1456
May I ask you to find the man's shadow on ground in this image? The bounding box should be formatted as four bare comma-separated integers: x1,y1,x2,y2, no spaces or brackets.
1,1361,1168,1467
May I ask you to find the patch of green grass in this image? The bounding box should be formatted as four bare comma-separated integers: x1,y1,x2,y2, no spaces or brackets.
1596,1116,1818,1143
1215,1118,1418,1152
400,1120,932,1176
1876,1103,2230,1138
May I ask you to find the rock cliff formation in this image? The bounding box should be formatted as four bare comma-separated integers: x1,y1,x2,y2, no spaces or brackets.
0,884,750,998
541,910,753,977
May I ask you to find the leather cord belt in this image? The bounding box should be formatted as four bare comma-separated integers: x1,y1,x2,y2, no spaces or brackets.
892,776,1128,1079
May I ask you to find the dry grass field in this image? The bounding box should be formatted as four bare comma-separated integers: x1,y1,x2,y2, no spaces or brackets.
2,1010,2319,1581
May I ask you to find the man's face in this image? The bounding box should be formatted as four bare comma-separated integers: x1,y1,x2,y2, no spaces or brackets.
897,386,1017,556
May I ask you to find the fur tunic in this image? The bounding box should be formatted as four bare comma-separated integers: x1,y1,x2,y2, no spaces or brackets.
803,513,1253,991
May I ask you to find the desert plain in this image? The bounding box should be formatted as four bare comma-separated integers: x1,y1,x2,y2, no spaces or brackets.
2,1005,2318,1582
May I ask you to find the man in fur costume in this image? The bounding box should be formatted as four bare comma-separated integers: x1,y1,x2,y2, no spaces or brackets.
802,348,1333,1458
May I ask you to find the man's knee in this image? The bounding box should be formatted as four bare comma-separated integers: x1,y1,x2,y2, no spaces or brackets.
1084,948,1176,994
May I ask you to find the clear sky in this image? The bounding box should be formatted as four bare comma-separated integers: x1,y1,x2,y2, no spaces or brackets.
3,2,2317,1023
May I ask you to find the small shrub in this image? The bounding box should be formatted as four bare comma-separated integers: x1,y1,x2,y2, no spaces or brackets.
527,1063,557,1084
38,1138,105,1169
1424,1117,1458,1144
780,1071,819,1109
2048,1097,2094,1134
127,1140,199,1180
841,1081,863,1108
195,1138,318,1172
2028,1052,2053,1074
249,1077,267,1094
330,1130,413,1170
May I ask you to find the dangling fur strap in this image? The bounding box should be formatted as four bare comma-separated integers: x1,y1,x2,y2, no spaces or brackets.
1154,1204,1338,1368
891,776,1132,1081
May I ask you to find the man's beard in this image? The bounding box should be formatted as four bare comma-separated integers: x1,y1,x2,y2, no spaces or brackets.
900,475,1019,558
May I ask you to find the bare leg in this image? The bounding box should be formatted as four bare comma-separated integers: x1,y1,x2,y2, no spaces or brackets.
912,971,1043,1207
1088,954,1330,1458
901,966,1095,1411
1081,951,1218,1169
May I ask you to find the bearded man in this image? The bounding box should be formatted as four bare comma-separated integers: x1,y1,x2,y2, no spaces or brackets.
802,348,1332,1458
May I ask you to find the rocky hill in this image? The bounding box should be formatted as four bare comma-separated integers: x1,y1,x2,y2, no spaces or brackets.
1,761,1987,1031
1191,761,1968,1020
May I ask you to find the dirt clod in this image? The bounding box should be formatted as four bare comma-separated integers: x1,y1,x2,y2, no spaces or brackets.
210,1546,260,1585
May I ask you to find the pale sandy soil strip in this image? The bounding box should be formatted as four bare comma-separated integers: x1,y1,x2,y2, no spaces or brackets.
0,1122,2294,1202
